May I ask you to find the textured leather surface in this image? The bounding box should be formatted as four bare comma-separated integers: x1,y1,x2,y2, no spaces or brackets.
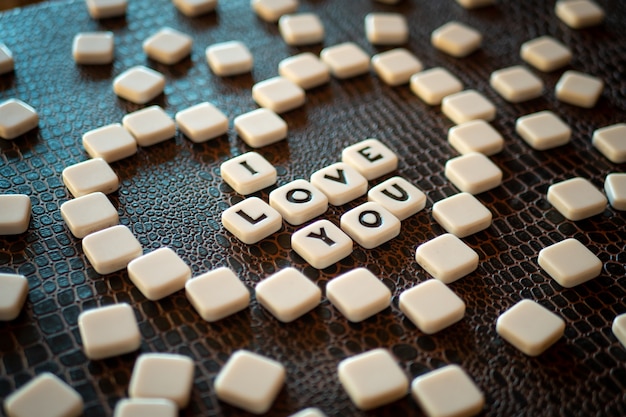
1,0,626,416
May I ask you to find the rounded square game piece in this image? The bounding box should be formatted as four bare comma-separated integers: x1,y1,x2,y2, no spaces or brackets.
143,27,193,65
0,194,31,235
291,219,353,269
113,65,165,104
605,173,626,211
410,67,463,106
3,373,83,417
279,13,324,46
172,0,217,17
340,202,401,249
61,192,119,238
441,90,495,125
252,76,306,114
431,193,492,238
538,238,602,288
415,233,479,284
456,0,495,8
185,267,250,322
251,0,298,22
0,98,39,140
555,70,603,108
555,0,604,29
62,158,119,197
368,176,426,220
289,408,326,417
520,36,572,72
444,152,502,195
214,350,286,414
496,299,565,356
399,280,465,334
411,365,484,417
269,179,328,225
278,52,330,90
547,177,607,220
72,32,114,64
515,110,571,150
113,398,177,417
256,267,321,322
86,0,127,19
593,124,626,163
320,42,370,79
613,313,626,349
122,105,176,147
206,41,253,77
431,21,482,58
78,303,141,360
0,43,14,75
342,138,398,180
490,65,544,103
371,48,423,86
233,108,287,148
82,225,142,274
221,197,283,244
310,162,368,206
364,12,409,45
127,247,192,301
175,102,228,143
82,123,138,162
448,120,503,156
0,273,28,321
220,152,277,195
337,348,408,410
326,268,391,322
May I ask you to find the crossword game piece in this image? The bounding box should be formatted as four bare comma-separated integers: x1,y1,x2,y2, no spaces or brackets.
289,409,327,417
410,67,463,106
122,106,176,147
172,0,217,17
342,138,398,180
220,152,277,195
371,48,423,86
515,111,571,150
604,173,626,211
547,177,607,220
256,267,321,322
113,66,165,104
278,13,325,46
3,373,83,417
367,176,426,220
221,197,283,244
291,219,353,269
0,43,14,74
0,98,39,140
0,273,28,321
0,194,31,235
175,102,229,143
613,313,626,349
364,13,409,45
592,124,626,163
555,70,603,108
78,303,141,360
278,52,330,89
82,123,137,162
555,0,604,29
448,120,504,156
431,193,492,238
340,202,401,249
86,0,127,19
127,247,192,301
415,233,479,284
310,162,368,206
520,36,572,72
206,41,253,76
538,238,602,288
143,27,193,65
441,90,496,125
326,268,391,322
233,108,287,148
444,152,503,195
72,32,114,64
60,191,119,238
320,42,370,79
251,0,298,22
113,398,177,417
269,179,329,225
456,0,495,8
62,158,119,197
82,225,142,274
490,65,544,103
431,21,482,57
252,76,306,113
185,267,250,322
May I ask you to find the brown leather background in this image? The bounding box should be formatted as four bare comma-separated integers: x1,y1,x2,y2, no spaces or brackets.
1,0,626,416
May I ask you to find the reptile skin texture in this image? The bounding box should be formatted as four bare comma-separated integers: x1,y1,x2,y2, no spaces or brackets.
1,0,625,415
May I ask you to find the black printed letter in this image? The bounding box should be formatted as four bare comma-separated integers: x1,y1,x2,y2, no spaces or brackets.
359,210,383,228
357,146,383,163
307,227,336,246
286,188,313,204
239,160,258,175
323,169,347,184
381,183,409,202
236,210,267,224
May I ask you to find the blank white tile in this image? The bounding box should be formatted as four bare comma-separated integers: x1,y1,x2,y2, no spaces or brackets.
61,192,119,238
269,179,328,225
113,66,165,104
613,313,626,349
3,373,83,417
206,41,253,77
410,67,463,106
399,280,465,334
86,0,127,19
278,52,330,90
368,176,426,221
185,267,250,322
456,0,495,8
252,76,306,114
279,13,324,46
220,152,276,195
441,90,495,125
320,42,370,79
445,152,502,195
605,173,626,211
62,158,119,197
0,98,39,140
431,21,482,58
515,111,571,150
310,162,367,206
340,202,400,249
326,268,391,322
143,27,193,65
172,0,217,17
364,13,409,45
538,238,602,288
221,197,283,244
289,408,327,417
555,0,604,29
72,32,114,64
555,70,603,108
342,138,398,180
256,267,321,322
127,247,191,301
82,123,137,162
593,124,626,163
82,225,142,275
371,48,422,86
251,0,298,22
234,108,287,148
490,66,543,103
0,273,28,321
122,105,176,147
432,193,492,238
129,353,195,408
78,303,141,360
547,177,607,220
415,233,479,284
175,102,228,143
411,365,484,417
291,219,353,269
113,398,177,417
496,299,565,356
448,120,503,156
0,43,14,74
0,194,31,235
337,348,408,410
520,36,572,72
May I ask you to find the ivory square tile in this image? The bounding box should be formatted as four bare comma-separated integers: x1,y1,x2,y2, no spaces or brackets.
431,21,482,58
368,176,426,220
185,267,250,322
441,90,495,125
547,177,607,220
613,313,626,349
251,0,298,22
337,348,408,410
86,0,127,19
555,70,603,108
410,67,463,106
340,202,400,249
371,48,423,86
82,123,137,162
444,152,502,195
496,299,565,356
78,303,141,360
320,42,370,79
72,32,114,64
278,52,330,90
364,13,409,45
82,225,142,275
520,36,572,72
221,197,283,244
291,219,353,269
220,152,277,195
143,27,193,65
233,108,287,148
326,268,391,322
175,102,228,143
269,179,328,225
411,365,484,417
256,267,321,322
593,124,626,163
289,408,327,417
60,192,119,238
215,350,285,414
252,76,306,114
127,247,191,301
0,43,14,74
0,273,28,321
515,111,571,150
310,162,368,206
456,0,495,8
113,398,177,417
279,13,324,46
555,0,604,29
605,173,626,211
0,98,39,140
129,353,195,408
538,238,602,288
432,193,492,238
122,105,176,147
206,41,253,77
172,0,217,17
399,280,465,334
342,138,398,180
3,373,83,417
0,194,31,235
415,233,479,284
113,66,165,104
490,66,544,103
448,120,503,156
62,158,119,197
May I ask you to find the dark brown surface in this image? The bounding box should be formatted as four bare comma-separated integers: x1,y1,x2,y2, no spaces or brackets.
1,0,626,416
